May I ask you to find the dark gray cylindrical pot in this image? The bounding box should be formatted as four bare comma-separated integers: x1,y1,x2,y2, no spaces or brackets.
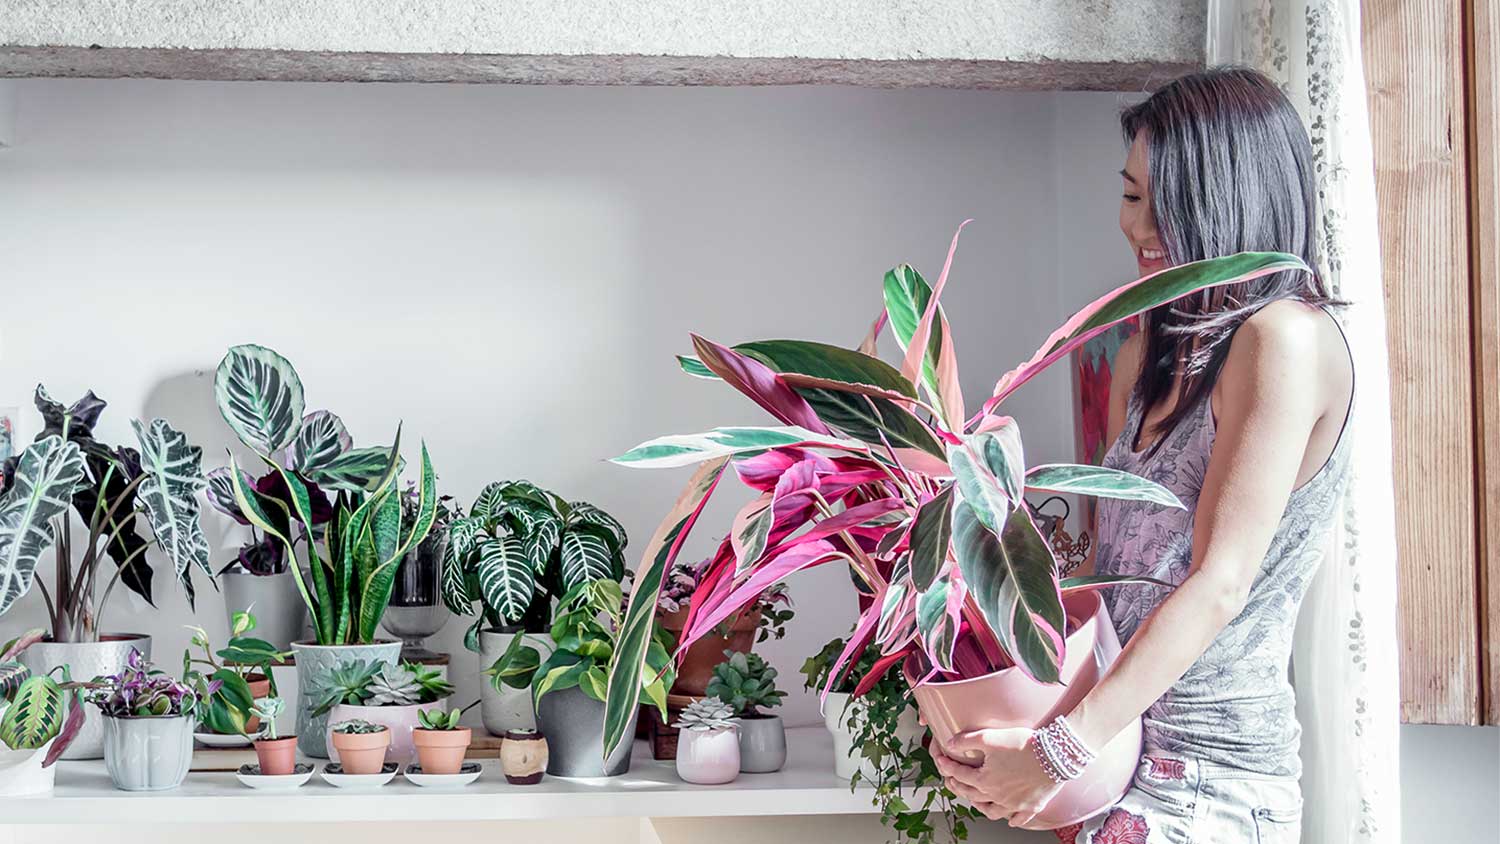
102,714,194,791
534,685,637,778
221,570,306,650
289,640,402,758
736,714,787,773
18,634,150,760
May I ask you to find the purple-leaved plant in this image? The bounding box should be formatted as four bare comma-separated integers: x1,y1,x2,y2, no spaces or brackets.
86,649,204,718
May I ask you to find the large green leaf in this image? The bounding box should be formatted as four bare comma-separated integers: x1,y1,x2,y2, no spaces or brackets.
214,344,305,454
471,481,509,523
908,485,954,592
441,517,483,614
951,501,1066,684
131,419,211,605
612,426,865,469
290,410,351,472
476,536,536,623
227,456,326,642
0,437,86,617
559,526,614,591
1026,464,1184,509
0,674,65,749
567,502,626,547
915,571,959,672
304,446,403,493
947,422,1025,534
883,265,950,409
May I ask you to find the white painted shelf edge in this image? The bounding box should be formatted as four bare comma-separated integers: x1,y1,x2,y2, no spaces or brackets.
2,728,888,824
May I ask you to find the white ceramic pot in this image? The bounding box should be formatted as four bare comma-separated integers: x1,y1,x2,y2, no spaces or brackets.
102,714,194,791
0,738,58,797
822,691,923,782
18,634,150,760
479,629,555,735
675,727,741,785
290,640,401,758
326,701,444,765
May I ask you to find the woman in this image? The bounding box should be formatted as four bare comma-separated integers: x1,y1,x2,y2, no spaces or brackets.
931,68,1355,843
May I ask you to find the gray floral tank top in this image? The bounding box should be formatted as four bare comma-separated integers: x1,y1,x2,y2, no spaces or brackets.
1093,385,1352,777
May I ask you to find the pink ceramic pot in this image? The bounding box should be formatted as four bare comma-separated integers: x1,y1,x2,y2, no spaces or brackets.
905,590,1142,829
675,727,741,785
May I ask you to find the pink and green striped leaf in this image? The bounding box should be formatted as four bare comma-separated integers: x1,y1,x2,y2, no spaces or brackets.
1026,464,1184,509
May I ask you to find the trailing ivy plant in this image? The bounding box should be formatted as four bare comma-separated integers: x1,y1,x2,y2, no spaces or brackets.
441,479,627,648
181,610,291,736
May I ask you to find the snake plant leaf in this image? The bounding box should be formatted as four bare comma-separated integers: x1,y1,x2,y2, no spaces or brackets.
303,446,403,493
908,484,955,592
612,426,865,469
132,419,212,605
357,443,437,643
947,421,1026,534
567,502,626,547
214,344,305,455
441,516,483,614
951,501,1066,684
476,536,535,623
603,458,727,762
0,437,87,617
0,674,65,750
559,526,614,591
1026,463,1184,509
227,455,327,643
290,410,352,472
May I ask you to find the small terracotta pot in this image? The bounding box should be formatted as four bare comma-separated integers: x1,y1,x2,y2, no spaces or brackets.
243,674,272,735
330,728,391,775
659,608,759,696
252,736,297,776
412,727,471,775
499,729,548,785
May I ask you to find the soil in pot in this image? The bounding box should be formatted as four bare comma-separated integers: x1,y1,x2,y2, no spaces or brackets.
412,728,471,775
659,608,759,696
330,729,391,775
253,736,298,776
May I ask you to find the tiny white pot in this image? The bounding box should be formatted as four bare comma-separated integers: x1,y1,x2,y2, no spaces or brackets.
0,738,58,797
675,727,741,785
822,691,922,782
326,701,444,765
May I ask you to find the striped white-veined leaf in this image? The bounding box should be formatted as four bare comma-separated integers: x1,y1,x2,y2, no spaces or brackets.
214,344,305,454
471,482,509,522
475,536,535,623
1026,464,1184,509
559,526,613,591
290,410,351,472
440,516,484,614
204,466,252,522
611,426,865,469
132,419,212,605
947,420,1025,534
875,580,911,646
522,516,562,571
567,501,626,547
303,446,401,493
0,437,86,616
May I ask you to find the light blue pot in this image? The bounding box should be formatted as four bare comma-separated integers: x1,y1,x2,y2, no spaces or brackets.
102,715,194,791
290,640,402,758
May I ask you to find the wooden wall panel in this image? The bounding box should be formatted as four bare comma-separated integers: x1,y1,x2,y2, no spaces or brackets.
1364,0,1482,724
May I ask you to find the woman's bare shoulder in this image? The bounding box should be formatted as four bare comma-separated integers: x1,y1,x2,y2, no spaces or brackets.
1221,299,1349,401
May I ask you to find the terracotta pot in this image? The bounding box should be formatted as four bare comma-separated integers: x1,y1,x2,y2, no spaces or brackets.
412,727,471,775
905,590,1142,830
326,701,443,765
253,736,298,776
659,608,759,696
499,729,548,784
330,728,391,775
243,674,272,734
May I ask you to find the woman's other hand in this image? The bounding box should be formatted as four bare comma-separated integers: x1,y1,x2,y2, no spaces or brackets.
932,727,1063,829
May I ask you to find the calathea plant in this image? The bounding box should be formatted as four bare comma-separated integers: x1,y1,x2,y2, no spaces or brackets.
0,631,88,765
210,345,439,646
596,224,1311,760
441,480,627,647
0,387,211,642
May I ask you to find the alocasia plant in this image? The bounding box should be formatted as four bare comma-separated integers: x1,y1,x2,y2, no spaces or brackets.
598,223,1311,760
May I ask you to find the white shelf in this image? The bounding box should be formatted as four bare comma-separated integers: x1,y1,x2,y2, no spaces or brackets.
2,728,881,824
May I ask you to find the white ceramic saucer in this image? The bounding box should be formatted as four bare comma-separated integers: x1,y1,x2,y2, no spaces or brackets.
403,762,482,788
320,762,399,789
236,763,314,790
196,731,252,748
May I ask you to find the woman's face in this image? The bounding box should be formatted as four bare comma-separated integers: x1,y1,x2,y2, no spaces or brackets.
1120,131,1168,276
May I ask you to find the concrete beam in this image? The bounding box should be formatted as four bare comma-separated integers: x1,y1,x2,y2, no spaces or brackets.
0,2,1205,89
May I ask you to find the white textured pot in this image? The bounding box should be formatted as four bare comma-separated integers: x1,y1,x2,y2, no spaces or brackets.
822,691,922,781
221,570,306,650
0,738,57,797
17,634,150,760
289,640,401,758
676,726,741,785
102,714,194,791
479,629,555,735
326,701,444,765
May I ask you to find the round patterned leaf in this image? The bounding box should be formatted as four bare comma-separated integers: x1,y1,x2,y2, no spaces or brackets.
214,345,305,454
290,410,352,472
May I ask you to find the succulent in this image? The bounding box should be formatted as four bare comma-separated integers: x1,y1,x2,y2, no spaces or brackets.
672,698,738,732
706,650,786,717
368,663,453,706
417,707,465,731
251,697,286,741
330,718,386,735
307,659,381,717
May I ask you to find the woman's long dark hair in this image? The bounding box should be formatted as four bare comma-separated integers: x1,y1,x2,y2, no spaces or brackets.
1121,67,1339,445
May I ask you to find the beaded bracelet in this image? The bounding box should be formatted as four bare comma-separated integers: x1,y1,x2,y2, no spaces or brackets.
1030,715,1098,784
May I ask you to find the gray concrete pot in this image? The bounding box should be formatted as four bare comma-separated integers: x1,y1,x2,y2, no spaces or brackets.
478,629,555,735
18,634,150,760
736,714,787,773
221,570,306,650
534,685,637,778
289,640,401,758
102,714,194,791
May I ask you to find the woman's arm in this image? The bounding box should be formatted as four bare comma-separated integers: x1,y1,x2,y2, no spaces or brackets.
934,305,1330,827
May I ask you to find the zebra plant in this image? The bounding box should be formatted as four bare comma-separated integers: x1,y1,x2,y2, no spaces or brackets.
211,344,439,646
441,480,627,648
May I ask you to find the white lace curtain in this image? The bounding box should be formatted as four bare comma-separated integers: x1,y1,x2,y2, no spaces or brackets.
1210,2,1403,842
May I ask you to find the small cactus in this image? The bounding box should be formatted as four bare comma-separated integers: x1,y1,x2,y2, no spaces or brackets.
672,698,738,732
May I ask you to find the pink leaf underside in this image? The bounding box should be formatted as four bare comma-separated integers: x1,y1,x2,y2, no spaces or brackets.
891,447,954,479
1,628,45,662
685,540,845,646
858,311,888,357
900,219,972,386
972,262,1296,427
651,461,730,642
733,448,837,491
42,693,86,768
935,310,965,427
691,334,832,434
777,372,924,410
683,538,737,638
822,601,883,707
760,498,908,561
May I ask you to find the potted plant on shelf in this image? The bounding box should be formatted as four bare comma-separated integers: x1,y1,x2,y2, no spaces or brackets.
213,530,304,651
0,387,212,759
209,344,440,758
0,632,88,796
328,719,390,775
485,579,674,778
801,635,923,781
248,696,298,776
412,702,476,774
87,649,204,791
383,484,462,660
308,658,453,764
657,557,792,696
600,227,1307,827
440,479,628,735
181,610,292,742
707,650,787,773
671,698,740,785
498,728,548,784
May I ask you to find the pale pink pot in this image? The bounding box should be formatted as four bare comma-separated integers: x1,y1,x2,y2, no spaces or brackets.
675,727,741,785
327,701,445,766
906,590,1142,830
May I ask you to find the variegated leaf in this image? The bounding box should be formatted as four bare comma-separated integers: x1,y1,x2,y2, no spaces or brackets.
0,437,86,616
440,516,483,614
471,481,509,522
1026,463,1184,509
204,466,252,522
132,419,212,604
612,426,864,469
568,501,626,547
915,571,960,672
523,517,562,571
303,446,401,493
290,410,351,472
908,485,954,592
475,536,535,623
947,420,1025,534
559,527,614,591
0,674,65,750
214,344,305,454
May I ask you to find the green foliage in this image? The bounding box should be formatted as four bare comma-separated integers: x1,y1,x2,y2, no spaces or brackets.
0,674,66,750
308,659,452,717
250,697,285,741
330,718,385,735
182,611,291,736
307,659,382,717
417,706,468,731
706,650,786,716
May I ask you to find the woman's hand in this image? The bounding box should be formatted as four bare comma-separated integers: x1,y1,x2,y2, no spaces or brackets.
931,727,1063,829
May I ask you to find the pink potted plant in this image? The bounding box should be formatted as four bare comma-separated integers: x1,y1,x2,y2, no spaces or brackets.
599,227,1310,829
